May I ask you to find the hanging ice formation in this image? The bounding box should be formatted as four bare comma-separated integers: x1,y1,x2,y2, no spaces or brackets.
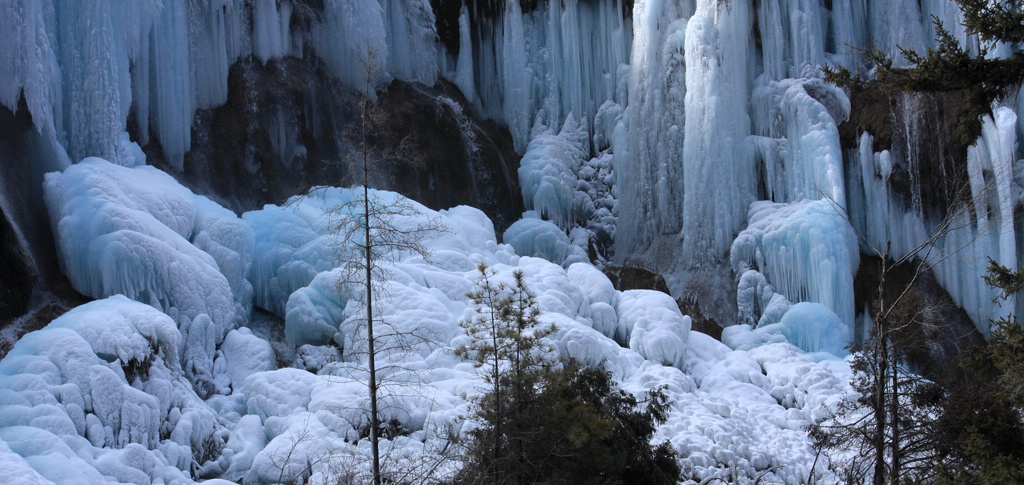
1,0,438,171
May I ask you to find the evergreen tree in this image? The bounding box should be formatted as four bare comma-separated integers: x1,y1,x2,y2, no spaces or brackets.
456,264,556,483
825,0,1024,144
456,265,680,484
930,260,1024,483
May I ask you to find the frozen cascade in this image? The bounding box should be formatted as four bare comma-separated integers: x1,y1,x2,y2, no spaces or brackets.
830,0,868,70
615,0,692,254
53,0,160,166
2,0,439,172
681,0,755,264
252,0,292,63
518,115,591,230
752,79,849,207
8,158,881,484
732,199,860,330
457,0,632,152
149,0,192,171
381,0,438,86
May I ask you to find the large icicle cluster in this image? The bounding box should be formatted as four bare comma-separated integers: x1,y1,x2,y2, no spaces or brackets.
601,0,1023,335
732,199,860,333
1,0,439,171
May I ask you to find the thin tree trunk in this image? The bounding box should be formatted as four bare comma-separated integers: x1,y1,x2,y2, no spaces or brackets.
874,246,890,485
362,92,381,485
890,340,900,484
492,301,501,484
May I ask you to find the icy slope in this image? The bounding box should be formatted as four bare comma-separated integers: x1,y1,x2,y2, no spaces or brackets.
6,159,858,483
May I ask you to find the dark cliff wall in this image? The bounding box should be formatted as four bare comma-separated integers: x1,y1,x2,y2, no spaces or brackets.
143,54,522,232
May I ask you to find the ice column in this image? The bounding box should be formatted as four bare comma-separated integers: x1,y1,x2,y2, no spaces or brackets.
757,0,826,81
869,0,926,65
682,0,755,263
454,5,476,103
615,0,694,255
149,1,192,171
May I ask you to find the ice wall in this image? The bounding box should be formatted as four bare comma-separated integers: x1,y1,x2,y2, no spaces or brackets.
615,0,692,253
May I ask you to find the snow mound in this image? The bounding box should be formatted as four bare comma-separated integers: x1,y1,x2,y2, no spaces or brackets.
724,303,850,358
0,297,222,484
43,158,250,392
250,186,502,319
503,212,588,268
616,290,691,368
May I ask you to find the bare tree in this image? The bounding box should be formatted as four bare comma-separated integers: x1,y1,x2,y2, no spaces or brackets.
808,157,1007,484
321,46,450,485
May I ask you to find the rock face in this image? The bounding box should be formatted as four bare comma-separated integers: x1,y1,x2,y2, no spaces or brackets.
0,101,37,325
603,266,671,294
0,206,32,324
147,56,353,212
374,80,523,232
144,55,522,233
840,86,974,213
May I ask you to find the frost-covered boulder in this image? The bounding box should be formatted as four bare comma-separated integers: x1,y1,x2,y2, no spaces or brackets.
723,302,850,358
566,263,619,339
43,158,251,392
615,290,691,368
0,297,222,484
213,328,276,394
503,213,588,268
